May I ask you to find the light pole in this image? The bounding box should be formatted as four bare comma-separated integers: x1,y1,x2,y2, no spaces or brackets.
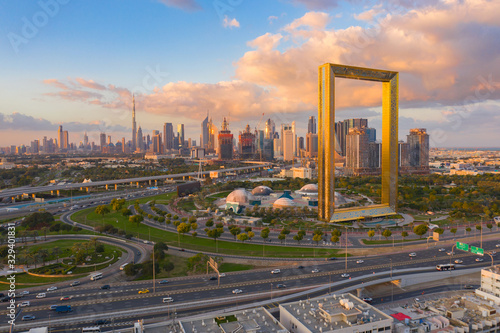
390,258,393,303
426,235,434,248
392,235,395,247
449,244,457,274
486,252,494,267
270,283,273,300
345,227,348,273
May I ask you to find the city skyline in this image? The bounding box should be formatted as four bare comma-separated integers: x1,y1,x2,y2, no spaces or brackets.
1,0,499,148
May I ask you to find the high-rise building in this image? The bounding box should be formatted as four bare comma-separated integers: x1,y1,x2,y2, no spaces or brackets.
100,133,106,152
152,133,162,154
298,137,304,152
201,114,210,149
136,126,143,152
239,124,255,159
177,124,185,148
345,127,369,176
264,118,275,140
122,137,126,153
273,138,281,158
306,133,318,158
30,140,39,154
218,117,233,160
366,128,376,142
368,142,381,169
164,123,173,151
42,137,48,153
307,116,316,134
63,131,69,150
335,118,368,156
132,95,137,152
407,128,430,173
58,125,64,150
283,129,294,161
83,132,88,149
398,141,410,168
107,135,112,145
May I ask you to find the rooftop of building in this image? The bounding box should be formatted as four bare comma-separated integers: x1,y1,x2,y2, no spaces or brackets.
280,293,392,332
178,307,288,333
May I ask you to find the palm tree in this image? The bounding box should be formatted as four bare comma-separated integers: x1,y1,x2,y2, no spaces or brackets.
52,247,61,263
38,249,49,266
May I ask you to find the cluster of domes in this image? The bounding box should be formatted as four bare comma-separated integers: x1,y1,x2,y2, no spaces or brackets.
251,185,274,196
226,188,256,205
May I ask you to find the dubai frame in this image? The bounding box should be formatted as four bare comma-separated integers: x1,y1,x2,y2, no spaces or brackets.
318,64,399,222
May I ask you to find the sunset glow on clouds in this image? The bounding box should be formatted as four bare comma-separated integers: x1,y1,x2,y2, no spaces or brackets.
1,0,499,147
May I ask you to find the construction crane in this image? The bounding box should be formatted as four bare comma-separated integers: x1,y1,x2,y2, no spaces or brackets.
255,113,265,161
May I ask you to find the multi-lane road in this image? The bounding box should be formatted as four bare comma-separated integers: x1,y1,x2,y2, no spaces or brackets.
2,239,496,331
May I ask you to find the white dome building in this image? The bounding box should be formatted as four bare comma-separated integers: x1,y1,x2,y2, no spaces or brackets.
226,188,256,205
295,184,318,196
273,197,297,209
251,185,274,196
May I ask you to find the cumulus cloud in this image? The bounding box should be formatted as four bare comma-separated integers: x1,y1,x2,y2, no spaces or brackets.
157,0,201,11
223,16,240,29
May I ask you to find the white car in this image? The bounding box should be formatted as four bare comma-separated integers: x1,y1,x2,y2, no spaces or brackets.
47,286,57,292
271,269,281,274
20,291,30,295
447,251,455,256
496,244,500,248
341,273,350,278
36,293,46,299
438,248,446,252
476,258,484,262
454,259,463,264
17,301,30,308
219,273,226,278
311,268,319,273
356,260,364,264
162,297,174,303
232,289,243,294
409,253,417,257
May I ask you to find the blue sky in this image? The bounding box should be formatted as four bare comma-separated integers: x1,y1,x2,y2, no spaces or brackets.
1,0,499,148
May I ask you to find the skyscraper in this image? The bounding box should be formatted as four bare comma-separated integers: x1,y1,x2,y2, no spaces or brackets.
100,133,106,152
239,124,255,159
63,131,69,150
306,133,318,158
136,126,143,152
307,116,316,134
132,95,137,152
177,124,185,148
283,128,294,161
58,125,64,150
407,128,430,172
164,123,173,151
345,127,369,176
201,113,210,149
218,117,233,160
366,128,376,142
83,132,88,149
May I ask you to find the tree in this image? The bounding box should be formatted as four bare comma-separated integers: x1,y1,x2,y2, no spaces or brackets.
95,205,110,216
121,208,132,216
486,223,493,232
278,234,286,244
230,226,242,239
51,247,60,263
401,231,408,241
434,228,444,236
331,235,339,245
205,219,214,228
367,230,375,240
248,231,255,240
382,229,392,240
466,227,471,234
237,233,249,242
476,224,482,231
38,249,49,266
177,222,191,238
332,228,342,238
450,228,457,236
245,226,252,233
129,215,143,224
413,224,429,238
312,234,322,245
191,223,198,233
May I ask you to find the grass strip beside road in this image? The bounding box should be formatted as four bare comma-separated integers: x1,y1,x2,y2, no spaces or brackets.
71,198,348,258
361,238,421,245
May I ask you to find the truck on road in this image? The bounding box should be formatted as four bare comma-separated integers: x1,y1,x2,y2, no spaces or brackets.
55,305,72,313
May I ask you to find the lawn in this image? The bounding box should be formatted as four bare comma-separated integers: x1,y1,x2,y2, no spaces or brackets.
361,238,422,245
0,272,79,286
176,198,197,212
208,191,232,198
219,263,254,273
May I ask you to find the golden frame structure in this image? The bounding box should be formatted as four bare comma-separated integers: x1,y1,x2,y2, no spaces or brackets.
318,63,399,222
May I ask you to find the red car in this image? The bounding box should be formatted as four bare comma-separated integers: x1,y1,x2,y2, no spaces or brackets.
60,296,72,301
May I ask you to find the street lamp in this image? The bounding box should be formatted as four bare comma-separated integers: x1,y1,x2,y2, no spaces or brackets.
390,258,393,303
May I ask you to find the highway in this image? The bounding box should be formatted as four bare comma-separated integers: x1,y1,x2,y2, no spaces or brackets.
2,239,496,331
0,163,271,199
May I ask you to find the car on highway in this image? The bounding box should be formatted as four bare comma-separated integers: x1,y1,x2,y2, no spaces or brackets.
100,285,111,290
362,297,373,303
496,244,500,248
70,281,80,287
447,251,455,256
297,265,304,269
276,284,286,289
163,297,174,303
476,258,484,262
219,273,226,277
17,301,30,307
159,280,169,285
271,269,281,274
47,286,58,291
438,248,446,252
232,289,243,294
356,260,364,264
454,259,464,264
464,285,475,289
491,251,497,256
311,268,320,273
327,257,337,261
60,296,72,301
20,290,30,295
50,305,58,311
341,273,350,278
409,253,417,257
36,293,46,299
138,289,150,294
22,315,36,321
209,276,217,280
94,319,108,325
